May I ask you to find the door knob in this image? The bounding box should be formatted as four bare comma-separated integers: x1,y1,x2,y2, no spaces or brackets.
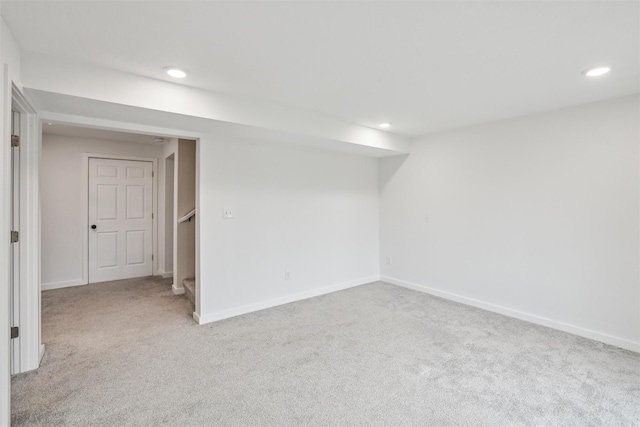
91,225,97,230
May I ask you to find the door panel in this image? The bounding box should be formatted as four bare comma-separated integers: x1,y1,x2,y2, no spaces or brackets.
97,165,117,177
126,230,146,265
126,166,146,179
89,158,153,283
97,232,118,268
97,185,118,219
126,185,145,219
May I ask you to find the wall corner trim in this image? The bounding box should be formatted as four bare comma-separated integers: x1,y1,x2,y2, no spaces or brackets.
380,275,640,354
172,284,185,295
196,275,380,325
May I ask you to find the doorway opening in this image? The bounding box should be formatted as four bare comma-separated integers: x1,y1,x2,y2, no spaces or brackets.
174,139,197,309
39,124,199,313
10,118,200,385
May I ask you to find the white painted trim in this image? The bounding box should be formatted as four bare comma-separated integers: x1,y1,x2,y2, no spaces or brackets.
194,139,201,322
39,344,45,363
81,153,158,285
162,272,173,279
13,85,41,373
196,276,379,325
1,63,13,426
381,275,640,353
171,146,180,307
41,279,85,291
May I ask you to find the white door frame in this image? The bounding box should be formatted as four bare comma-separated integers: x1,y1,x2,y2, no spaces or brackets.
11,85,42,375
163,153,175,279
81,153,158,285
1,65,11,427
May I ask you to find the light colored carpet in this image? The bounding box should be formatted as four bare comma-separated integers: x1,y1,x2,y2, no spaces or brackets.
11,277,640,426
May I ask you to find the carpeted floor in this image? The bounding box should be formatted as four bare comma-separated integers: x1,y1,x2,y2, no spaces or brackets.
11,276,640,426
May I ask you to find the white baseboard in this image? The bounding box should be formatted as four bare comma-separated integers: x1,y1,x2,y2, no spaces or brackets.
39,344,46,364
381,275,640,353
41,279,86,291
172,284,185,295
162,271,173,279
196,275,379,325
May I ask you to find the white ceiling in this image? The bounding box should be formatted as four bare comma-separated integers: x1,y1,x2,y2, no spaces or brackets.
2,1,639,137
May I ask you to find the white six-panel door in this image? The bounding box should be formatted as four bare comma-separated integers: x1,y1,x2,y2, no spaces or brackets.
88,158,153,283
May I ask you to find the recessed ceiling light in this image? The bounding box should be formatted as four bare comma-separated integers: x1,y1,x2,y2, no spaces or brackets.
164,67,188,78
379,122,391,128
582,66,611,77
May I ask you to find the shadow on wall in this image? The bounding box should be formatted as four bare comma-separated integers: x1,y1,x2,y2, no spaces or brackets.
379,154,409,191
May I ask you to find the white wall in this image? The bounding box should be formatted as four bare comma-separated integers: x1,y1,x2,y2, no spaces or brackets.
41,133,164,289
1,17,22,90
197,137,380,323
380,95,640,351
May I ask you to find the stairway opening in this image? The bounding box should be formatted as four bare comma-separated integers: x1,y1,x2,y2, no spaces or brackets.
174,139,197,309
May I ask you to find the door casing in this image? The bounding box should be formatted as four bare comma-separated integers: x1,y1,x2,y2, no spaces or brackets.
10,86,42,376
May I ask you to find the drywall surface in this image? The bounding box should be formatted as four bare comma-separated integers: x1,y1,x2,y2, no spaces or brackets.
197,138,379,322
1,16,22,89
22,53,410,154
41,133,163,289
380,95,640,351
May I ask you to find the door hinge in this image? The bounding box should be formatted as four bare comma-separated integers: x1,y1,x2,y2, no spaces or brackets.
10,327,18,339
152,213,154,219
152,171,154,177
10,230,19,243
11,135,19,147
151,254,154,261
